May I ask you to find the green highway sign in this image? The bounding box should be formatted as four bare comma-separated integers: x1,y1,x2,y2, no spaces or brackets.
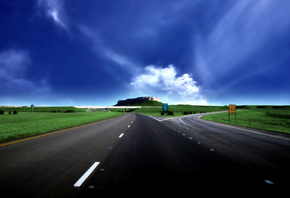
162,103,168,111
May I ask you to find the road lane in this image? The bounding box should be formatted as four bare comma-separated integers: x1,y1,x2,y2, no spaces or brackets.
80,113,290,196
163,114,290,190
0,113,135,197
81,113,219,195
1,112,289,197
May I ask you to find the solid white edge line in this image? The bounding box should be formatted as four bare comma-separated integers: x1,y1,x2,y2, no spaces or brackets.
179,118,191,130
146,115,162,122
73,162,100,187
199,116,290,141
119,133,124,138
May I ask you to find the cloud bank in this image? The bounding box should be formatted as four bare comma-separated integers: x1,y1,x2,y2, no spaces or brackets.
130,65,207,105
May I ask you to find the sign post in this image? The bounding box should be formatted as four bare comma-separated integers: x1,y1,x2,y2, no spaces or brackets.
228,104,236,123
31,104,35,114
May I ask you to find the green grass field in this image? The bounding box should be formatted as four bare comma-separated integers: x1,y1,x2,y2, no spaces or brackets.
2,104,289,142
0,111,123,142
109,105,228,117
201,106,290,134
0,106,86,114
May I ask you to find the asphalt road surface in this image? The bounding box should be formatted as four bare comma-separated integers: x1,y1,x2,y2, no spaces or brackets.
0,113,289,197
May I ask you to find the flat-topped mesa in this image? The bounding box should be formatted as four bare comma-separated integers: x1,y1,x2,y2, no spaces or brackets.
115,97,160,106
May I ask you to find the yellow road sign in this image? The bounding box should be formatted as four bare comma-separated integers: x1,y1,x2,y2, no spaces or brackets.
229,104,236,114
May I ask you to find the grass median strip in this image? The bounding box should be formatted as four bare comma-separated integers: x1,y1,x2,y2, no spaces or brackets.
0,112,124,143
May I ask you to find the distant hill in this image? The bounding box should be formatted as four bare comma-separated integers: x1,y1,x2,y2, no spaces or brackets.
115,97,162,106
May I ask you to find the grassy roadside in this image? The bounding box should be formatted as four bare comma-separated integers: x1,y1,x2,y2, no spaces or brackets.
0,111,123,143
201,109,290,134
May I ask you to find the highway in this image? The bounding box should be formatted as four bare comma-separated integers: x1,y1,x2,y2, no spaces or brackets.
0,112,289,197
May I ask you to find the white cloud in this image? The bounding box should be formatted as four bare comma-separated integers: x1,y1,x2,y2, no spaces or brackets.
78,25,141,74
130,65,207,105
0,50,51,95
38,0,67,29
103,49,141,73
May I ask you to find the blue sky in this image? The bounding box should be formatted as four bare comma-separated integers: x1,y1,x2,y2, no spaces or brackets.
1,0,290,106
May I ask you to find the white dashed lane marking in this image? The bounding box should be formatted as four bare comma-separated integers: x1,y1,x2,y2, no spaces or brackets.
264,180,274,184
73,162,100,187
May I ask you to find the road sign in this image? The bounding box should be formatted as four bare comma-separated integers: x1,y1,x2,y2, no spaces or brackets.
229,104,236,114
162,103,168,111
228,104,236,123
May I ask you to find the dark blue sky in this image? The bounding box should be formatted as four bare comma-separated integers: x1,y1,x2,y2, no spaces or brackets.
1,0,290,106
